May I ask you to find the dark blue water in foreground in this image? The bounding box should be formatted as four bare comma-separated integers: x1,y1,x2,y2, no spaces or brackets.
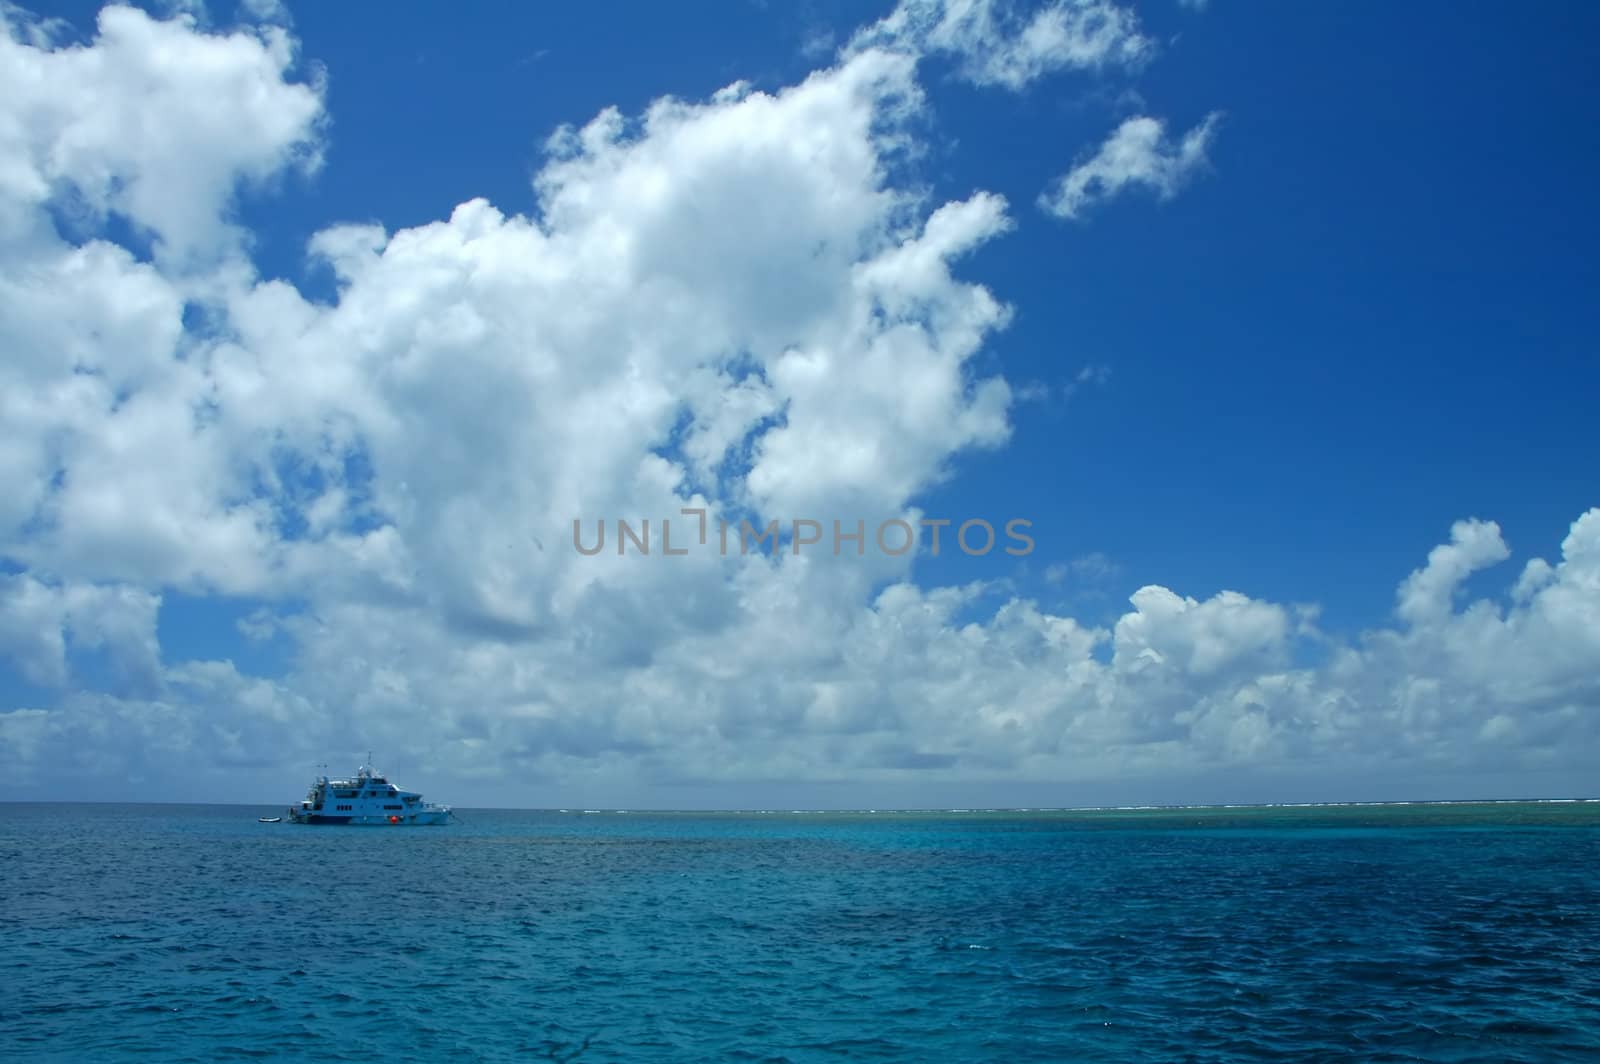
3,803,1598,1062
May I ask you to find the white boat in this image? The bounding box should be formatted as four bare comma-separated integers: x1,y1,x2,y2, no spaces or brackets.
286,761,452,826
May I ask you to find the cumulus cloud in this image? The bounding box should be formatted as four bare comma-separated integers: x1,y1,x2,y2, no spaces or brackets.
0,575,160,690
1395,517,1510,625
0,5,1595,805
1040,112,1220,220
848,0,1151,90
0,3,323,262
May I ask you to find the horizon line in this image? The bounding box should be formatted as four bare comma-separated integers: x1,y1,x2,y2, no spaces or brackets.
4,796,1597,813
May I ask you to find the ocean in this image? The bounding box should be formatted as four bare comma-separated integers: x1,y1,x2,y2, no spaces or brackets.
2,802,1597,1061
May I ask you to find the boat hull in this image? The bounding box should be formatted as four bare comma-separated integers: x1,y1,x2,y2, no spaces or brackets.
289,810,451,826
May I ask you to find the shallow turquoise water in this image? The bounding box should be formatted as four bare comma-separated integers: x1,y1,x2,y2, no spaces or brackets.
2,802,1598,1061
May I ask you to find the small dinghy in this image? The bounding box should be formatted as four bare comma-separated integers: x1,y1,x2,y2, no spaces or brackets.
258,816,282,823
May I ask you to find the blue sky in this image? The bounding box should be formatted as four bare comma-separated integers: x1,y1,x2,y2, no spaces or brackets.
1,0,1596,806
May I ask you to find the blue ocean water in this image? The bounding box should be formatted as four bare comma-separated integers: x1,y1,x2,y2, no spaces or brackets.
2,803,1598,1062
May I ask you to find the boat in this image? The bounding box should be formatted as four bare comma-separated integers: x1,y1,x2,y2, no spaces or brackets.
258,816,282,823
286,759,453,826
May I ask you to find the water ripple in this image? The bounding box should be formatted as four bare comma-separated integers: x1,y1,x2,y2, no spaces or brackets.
1,803,1598,1061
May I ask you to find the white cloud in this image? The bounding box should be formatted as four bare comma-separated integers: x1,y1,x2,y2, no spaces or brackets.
0,4,323,263
0,5,1595,805
1395,517,1510,625
849,0,1151,91
0,575,161,690
4,507,1600,802
1040,112,1220,220
1115,586,1289,677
